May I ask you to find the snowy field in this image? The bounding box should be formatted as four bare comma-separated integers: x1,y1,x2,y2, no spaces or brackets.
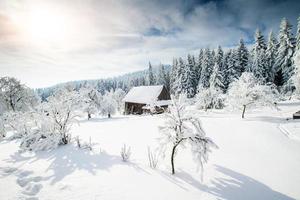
0,101,300,200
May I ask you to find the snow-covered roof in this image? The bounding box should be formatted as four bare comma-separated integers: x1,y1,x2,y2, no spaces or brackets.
122,85,165,104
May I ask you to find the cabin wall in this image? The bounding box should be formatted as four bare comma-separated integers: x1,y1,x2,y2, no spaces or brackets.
125,102,146,115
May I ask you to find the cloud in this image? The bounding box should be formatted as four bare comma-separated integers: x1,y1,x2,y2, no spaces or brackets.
0,0,299,88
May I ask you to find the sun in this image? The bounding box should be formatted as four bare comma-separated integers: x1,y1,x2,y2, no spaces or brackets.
13,5,73,46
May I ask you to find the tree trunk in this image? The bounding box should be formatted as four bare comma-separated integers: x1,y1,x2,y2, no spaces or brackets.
242,105,246,118
88,113,91,120
171,144,177,174
9,99,15,111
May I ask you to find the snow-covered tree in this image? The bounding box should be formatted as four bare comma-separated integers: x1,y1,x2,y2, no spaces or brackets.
172,58,185,95
159,95,218,176
236,38,249,75
148,62,155,85
100,90,117,118
296,15,300,51
182,55,197,98
111,88,126,113
196,63,225,110
251,29,267,81
275,18,296,86
170,58,179,94
215,46,226,91
79,84,101,120
199,48,213,88
266,31,278,83
42,86,81,145
227,49,240,84
0,77,39,112
1,111,34,140
196,49,204,84
157,64,170,92
292,50,300,97
222,50,232,90
227,72,278,118
0,116,4,138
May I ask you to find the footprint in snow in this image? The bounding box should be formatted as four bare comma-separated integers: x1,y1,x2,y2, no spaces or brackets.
18,170,33,178
0,166,18,176
17,176,43,187
22,183,43,196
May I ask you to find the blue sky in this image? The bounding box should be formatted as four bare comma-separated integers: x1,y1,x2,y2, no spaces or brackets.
0,0,299,88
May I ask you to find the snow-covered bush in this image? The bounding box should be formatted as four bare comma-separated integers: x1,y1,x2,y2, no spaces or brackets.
195,86,225,110
100,90,117,118
79,85,101,120
0,77,40,112
147,146,159,169
42,87,80,145
227,72,278,118
75,136,93,151
2,111,35,140
19,122,62,151
111,89,126,113
159,95,218,176
120,144,131,162
18,86,81,151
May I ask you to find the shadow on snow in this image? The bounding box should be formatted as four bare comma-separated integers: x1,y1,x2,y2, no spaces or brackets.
158,165,295,200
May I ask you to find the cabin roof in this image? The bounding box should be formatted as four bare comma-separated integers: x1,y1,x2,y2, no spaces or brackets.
122,85,166,104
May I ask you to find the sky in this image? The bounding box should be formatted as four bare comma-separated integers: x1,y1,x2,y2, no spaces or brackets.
0,0,299,88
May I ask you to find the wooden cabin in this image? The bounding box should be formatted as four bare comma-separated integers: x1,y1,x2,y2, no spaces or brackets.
122,85,171,114
293,111,300,119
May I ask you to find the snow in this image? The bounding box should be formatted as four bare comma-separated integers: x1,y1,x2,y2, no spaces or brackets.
122,85,165,104
1,101,300,200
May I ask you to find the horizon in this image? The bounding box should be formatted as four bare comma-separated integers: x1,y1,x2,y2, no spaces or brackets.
0,0,299,88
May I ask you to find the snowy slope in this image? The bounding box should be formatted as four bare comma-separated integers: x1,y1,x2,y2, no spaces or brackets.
0,101,300,200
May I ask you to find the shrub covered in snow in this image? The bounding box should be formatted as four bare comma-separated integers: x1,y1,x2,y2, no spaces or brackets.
2,111,35,140
147,146,159,169
195,86,225,110
227,72,278,118
0,77,40,113
159,95,218,176
100,90,117,118
111,88,126,113
79,85,101,120
15,86,81,151
120,144,131,162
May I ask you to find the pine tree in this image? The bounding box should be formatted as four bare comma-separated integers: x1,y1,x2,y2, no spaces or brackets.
227,49,239,84
170,58,179,94
275,18,296,85
157,64,170,91
199,48,213,88
236,38,249,75
265,31,278,83
196,49,204,85
215,46,226,91
222,50,232,90
210,62,224,90
251,29,267,81
173,57,185,95
296,15,300,51
148,62,155,85
182,55,197,97
254,29,267,51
